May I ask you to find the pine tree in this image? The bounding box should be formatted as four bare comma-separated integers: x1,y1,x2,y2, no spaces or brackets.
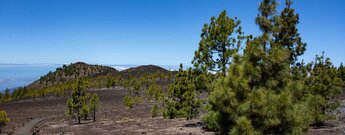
203,0,315,134
0,93,3,103
163,64,201,120
81,93,91,120
89,93,99,122
305,53,342,125
4,88,10,102
192,10,243,76
0,111,10,133
151,104,160,117
338,63,345,87
66,78,89,124
146,83,163,102
255,0,277,51
273,0,306,63
123,77,143,109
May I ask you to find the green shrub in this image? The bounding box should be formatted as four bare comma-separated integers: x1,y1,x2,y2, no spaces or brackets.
0,111,10,133
163,64,201,120
124,96,135,108
151,104,160,117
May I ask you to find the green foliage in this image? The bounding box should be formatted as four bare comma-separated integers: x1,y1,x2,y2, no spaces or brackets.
4,88,10,102
124,78,142,96
0,111,10,133
304,53,342,125
229,116,257,135
163,64,201,120
151,104,160,117
338,63,345,87
89,93,100,112
124,96,141,108
273,0,306,63
81,93,91,120
67,98,74,117
89,93,100,122
201,0,334,134
201,110,219,131
146,83,163,102
66,79,100,123
192,10,243,76
66,78,89,124
106,76,118,88
193,68,215,92
204,53,310,134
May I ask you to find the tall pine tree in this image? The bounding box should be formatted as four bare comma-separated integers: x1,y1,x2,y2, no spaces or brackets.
203,0,314,134
192,10,243,76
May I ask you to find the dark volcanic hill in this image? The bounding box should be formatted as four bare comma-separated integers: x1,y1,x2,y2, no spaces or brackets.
122,65,169,74
26,63,171,90
28,62,118,89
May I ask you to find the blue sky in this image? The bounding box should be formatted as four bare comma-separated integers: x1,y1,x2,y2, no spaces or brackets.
0,0,344,66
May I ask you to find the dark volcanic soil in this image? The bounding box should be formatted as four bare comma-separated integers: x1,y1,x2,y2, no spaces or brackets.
1,87,345,135
0,87,213,135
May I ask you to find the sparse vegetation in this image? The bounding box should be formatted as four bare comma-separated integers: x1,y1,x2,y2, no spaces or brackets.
0,111,10,133
89,93,100,122
66,78,93,124
0,0,343,134
151,104,160,117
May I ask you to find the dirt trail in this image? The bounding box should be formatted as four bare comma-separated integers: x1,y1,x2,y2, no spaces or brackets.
12,117,46,135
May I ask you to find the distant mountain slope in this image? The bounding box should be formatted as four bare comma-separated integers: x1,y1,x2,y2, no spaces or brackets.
122,65,169,74
28,62,118,89
26,63,171,89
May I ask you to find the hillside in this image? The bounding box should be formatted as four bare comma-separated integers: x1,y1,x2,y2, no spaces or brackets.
122,65,169,74
28,62,118,89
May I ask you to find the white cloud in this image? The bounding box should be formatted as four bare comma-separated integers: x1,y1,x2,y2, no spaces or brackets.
112,66,129,71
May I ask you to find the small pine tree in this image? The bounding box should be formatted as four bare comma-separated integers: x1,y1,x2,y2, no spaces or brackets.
81,93,90,120
89,93,99,122
4,88,10,102
146,83,163,102
66,78,89,124
305,53,342,125
163,64,201,120
151,104,160,117
0,93,3,103
0,111,10,133
123,96,136,108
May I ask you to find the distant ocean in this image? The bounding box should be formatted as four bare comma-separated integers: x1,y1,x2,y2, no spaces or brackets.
0,64,179,92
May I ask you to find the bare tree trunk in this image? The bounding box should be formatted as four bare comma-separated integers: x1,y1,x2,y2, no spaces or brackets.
78,108,81,124
93,109,96,122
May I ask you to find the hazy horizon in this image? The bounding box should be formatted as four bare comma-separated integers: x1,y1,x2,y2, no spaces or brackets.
1,0,344,91
0,63,181,91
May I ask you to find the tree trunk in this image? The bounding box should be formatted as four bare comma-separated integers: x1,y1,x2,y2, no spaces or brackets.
93,109,96,122
77,108,81,124
222,44,226,77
